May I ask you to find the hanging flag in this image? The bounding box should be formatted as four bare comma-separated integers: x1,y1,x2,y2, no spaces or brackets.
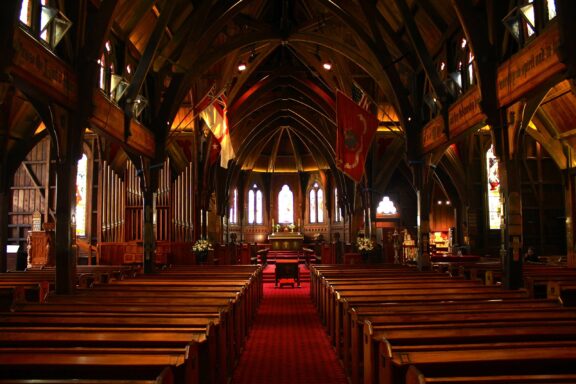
208,133,221,166
200,97,235,168
336,90,378,183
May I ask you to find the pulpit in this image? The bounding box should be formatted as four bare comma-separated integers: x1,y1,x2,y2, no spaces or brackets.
26,229,55,269
267,232,304,252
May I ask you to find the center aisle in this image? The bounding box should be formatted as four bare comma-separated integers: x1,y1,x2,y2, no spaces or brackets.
231,265,348,384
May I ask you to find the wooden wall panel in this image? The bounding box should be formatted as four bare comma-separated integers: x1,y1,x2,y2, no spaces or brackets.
8,137,53,243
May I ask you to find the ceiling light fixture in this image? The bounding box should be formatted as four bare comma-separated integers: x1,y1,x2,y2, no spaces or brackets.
322,61,332,70
237,62,247,72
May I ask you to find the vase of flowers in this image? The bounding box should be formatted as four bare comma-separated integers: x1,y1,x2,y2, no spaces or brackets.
288,223,296,232
192,239,213,264
356,236,374,264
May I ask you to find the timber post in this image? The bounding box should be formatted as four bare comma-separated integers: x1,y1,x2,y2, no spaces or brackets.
412,160,432,270
492,105,524,290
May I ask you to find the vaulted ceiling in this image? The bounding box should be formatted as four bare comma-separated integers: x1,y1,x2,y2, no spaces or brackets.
111,0,456,173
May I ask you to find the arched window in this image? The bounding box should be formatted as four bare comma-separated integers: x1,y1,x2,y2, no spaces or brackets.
248,184,263,224
309,182,324,223
75,153,88,237
334,188,342,222
229,188,238,224
278,185,293,223
486,145,502,230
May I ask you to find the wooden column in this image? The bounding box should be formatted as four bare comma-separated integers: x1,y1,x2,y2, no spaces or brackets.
0,0,20,272
140,161,159,273
565,172,576,268
54,158,78,293
142,186,155,273
412,160,432,270
0,97,8,272
492,107,523,290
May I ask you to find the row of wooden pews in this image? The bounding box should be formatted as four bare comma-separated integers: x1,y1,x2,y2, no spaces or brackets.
453,262,576,303
311,264,576,384
0,264,262,384
0,265,140,306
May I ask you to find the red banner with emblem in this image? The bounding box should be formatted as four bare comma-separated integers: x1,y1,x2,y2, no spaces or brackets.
336,90,378,183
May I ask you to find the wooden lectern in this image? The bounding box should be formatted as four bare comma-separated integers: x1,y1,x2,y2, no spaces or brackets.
26,223,55,269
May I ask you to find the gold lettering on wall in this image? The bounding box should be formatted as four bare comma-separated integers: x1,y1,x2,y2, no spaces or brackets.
497,23,566,108
422,116,447,154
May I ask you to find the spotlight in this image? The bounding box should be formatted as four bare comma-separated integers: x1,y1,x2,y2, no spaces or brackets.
322,61,332,71
238,62,247,72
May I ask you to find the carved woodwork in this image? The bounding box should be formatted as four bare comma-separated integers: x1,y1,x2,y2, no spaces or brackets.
26,229,55,269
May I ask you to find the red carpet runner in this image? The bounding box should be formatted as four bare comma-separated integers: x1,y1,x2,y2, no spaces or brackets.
231,265,348,384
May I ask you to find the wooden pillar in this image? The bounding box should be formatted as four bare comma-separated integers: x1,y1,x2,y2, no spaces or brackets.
412,161,432,270
0,140,8,273
493,106,523,290
140,162,159,273
54,155,79,294
565,172,576,268
142,186,155,273
0,0,22,275
0,84,13,272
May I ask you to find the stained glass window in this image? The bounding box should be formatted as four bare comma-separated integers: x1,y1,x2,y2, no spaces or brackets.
278,185,293,223
229,188,238,224
334,188,342,222
248,185,263,224
309,182,324,223
486,145,502,230
75,154,88,237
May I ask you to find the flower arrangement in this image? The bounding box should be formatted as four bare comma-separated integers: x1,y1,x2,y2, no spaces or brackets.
356,237,374,252
288,223,296,232
192,239,213,253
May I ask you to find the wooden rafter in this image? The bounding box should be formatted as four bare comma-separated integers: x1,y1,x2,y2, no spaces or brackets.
394,0,449,108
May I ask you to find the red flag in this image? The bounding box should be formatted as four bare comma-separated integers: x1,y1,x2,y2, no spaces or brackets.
208,135,221,165
336,90,378,182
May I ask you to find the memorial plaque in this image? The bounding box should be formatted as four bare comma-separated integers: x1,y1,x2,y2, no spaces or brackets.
32,211,42,232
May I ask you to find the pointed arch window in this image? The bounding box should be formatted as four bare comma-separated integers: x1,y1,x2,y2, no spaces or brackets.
278,185,294,224
309,182,324,223
229,188,238,224
75,153,88,237
248,184,263,224
334,188,343,222
486,145,502,230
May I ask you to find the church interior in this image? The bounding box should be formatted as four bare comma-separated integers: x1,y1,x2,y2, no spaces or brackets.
2,0,576,383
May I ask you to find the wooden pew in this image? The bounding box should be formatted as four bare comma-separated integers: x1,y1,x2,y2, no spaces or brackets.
406,364,576,384
382,345,576,384
341,299,562,379
0,327,209,384
366,321,576,384
0,348,186,383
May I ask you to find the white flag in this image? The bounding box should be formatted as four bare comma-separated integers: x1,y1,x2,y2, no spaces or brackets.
200,99,235,168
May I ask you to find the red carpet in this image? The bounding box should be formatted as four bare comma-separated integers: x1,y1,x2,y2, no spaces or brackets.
231,266,348,384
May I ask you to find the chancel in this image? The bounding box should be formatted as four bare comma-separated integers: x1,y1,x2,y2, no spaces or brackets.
2,0,576,383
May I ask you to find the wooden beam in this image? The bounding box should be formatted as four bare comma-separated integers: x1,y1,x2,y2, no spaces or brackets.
557,0,576,77
267,128,283,173
22,162,46,200
394,0,449,108
0,0,19,72
452,0,499,124
123,1,177,116
287,128,304,172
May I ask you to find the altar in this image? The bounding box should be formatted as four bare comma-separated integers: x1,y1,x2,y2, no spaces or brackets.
267,232,304,252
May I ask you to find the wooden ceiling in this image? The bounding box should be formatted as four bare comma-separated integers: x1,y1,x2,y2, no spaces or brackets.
109,0,457,172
